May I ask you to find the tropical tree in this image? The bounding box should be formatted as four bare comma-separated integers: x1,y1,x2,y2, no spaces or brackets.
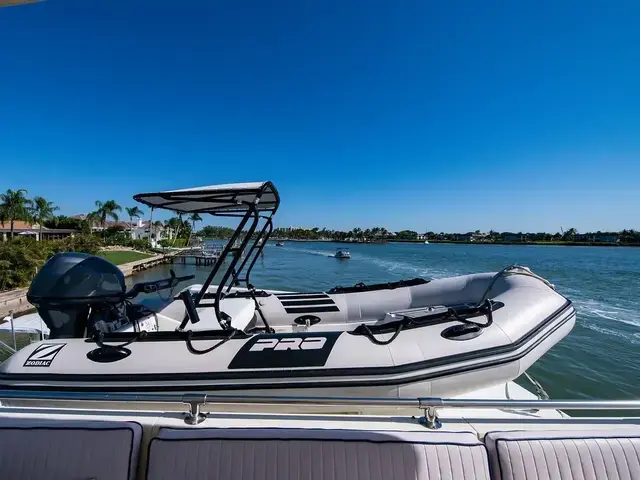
30,196,59,241
562,227,578,241
0,189,32,240
165,217,180,239
188,213,202,232
92,200,122,238
187,213,202,246
125,206,144,233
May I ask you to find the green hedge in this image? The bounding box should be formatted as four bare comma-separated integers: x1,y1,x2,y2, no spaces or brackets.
158,238,187,248
0,235,102,291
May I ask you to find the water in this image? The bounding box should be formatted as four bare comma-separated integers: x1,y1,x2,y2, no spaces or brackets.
129,242,640,400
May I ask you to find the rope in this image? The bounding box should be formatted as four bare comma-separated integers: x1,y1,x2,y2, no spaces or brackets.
184,329,237,355
445,299,493,328
358,323,404,346
93,330,147,349
476,265,555,307
523,371,550,400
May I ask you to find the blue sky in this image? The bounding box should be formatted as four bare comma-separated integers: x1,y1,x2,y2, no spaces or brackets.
1,0,639,233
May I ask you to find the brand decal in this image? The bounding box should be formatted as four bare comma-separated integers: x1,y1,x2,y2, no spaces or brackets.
23,343,66,367
228,332,341,369
249,337,327,351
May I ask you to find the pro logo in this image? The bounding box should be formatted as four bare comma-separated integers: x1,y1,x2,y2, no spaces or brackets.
249,337,327,352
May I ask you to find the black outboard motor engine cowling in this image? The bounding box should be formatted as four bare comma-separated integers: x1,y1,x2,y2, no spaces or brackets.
27,252,127,339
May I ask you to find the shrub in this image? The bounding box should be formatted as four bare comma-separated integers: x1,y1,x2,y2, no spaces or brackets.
0,235,102,291
131,239,151,251
158,238,187,248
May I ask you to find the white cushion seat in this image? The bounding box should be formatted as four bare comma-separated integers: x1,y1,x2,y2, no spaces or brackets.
146,427,491,480
485,429,640,480
0,417,142,480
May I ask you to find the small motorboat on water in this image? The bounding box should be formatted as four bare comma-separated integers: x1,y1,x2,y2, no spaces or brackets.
0,181,576,399
424,240,429,244
275,241,284,246
334,248,350,259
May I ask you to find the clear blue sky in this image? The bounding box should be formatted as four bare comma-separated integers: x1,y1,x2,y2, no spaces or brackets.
2,0,639,233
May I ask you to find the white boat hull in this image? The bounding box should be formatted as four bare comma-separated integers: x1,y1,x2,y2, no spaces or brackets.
0,269,575,398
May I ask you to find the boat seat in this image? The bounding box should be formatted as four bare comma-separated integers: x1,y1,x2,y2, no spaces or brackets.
0,417,142,480
146,427,490,479
485,429,640,480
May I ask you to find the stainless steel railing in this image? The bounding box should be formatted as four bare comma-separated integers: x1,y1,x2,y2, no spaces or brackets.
2,390,640,427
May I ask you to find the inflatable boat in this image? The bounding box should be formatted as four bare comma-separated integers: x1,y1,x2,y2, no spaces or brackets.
0,182,575,398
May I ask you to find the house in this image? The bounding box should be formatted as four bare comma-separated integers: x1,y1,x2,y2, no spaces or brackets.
503,233,526,243
130,218,172,245
455,233,473,242
471,232,491,242
0,220,77,242
575,233,619,244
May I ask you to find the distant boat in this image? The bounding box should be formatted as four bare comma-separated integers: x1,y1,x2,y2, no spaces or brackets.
275,242,284,247
334,248,351,259
424,240,429,244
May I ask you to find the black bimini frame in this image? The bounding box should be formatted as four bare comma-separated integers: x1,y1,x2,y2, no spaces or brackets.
133,182,280,332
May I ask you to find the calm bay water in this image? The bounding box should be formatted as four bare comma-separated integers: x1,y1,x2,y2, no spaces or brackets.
129,242,640,400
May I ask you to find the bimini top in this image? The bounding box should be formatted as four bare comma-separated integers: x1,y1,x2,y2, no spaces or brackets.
133,181,279,214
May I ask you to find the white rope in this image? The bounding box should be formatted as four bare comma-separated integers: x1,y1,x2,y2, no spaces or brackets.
476,264,556,307
523,371,550,400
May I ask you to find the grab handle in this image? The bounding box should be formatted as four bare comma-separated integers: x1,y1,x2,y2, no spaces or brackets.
180,291,202,324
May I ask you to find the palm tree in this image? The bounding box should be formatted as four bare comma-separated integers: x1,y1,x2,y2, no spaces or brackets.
188,213,202,232
0,189,32,240
125,206,144,235
165,217,180,239
187,213,202,246
92,200,122,238
152,220,163,241
30,196,59,241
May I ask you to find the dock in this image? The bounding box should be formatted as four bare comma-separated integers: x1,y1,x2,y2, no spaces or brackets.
170,247,221,267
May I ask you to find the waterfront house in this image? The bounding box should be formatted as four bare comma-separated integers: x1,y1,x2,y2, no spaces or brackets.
575,233,619,243
0,220,77,242
130,218,172,245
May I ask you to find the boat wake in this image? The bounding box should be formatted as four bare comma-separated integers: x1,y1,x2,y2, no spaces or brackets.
286,247,336,257
360,255,458,280
569,296,640,334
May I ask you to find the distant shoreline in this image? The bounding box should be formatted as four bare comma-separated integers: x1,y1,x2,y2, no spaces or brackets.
274,239,638,247
199,237,638,247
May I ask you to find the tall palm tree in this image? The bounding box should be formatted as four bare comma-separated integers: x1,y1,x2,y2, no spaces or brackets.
165,217,179,239
92,200,122,238
30,196,59,241
188,213,202,232
125,206,144,235
186,213,202,246
0,189,32,240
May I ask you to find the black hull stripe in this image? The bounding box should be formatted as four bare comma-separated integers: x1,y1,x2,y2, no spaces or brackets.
276,294,329,299
284,306,340,314
0,301,574,389
280,299,336,306
1,309,575,393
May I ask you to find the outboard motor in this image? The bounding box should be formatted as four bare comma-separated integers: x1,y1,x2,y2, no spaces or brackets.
27,252,127,339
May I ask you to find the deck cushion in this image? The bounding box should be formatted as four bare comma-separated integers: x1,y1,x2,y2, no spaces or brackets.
147,428,490,480
0,417,142,480
485,429,640,480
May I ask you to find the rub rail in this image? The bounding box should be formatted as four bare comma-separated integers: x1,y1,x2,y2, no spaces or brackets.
1,390,639,427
